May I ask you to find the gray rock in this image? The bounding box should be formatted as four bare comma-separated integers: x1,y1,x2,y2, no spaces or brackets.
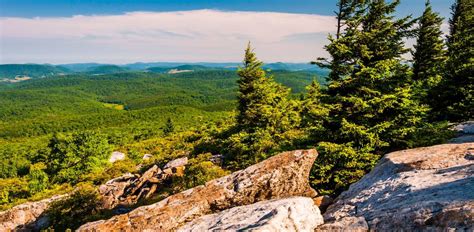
453,121,474,134
163,157,188,169
451,121,474,143
178,197,324,232
109,151,126,163
322,143,474,231
0,195,66,231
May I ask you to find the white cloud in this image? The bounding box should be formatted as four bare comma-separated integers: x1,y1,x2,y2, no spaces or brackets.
0,10,336,64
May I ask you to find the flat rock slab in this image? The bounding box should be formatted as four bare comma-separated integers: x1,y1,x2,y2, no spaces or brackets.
78,149,318,231
0,195,66,231
323,143,474,231
178,197,323,232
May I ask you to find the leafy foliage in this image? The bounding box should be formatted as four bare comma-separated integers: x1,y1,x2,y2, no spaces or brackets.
180,153,230,189
46,183,105,231
41,131,113,184
199,44,303,170
27,162,49,194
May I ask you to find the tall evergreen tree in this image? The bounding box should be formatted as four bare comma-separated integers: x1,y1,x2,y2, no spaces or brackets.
412,0,446,103
328,0,423,152
237,43,298,133
216,43,301,169
313,0,367,84
334,0,366,39
311,0,428,195
433,0,473,121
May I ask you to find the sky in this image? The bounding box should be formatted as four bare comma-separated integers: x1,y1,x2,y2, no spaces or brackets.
0,0,455,64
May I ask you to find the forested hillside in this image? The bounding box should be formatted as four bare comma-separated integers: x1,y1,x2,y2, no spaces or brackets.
0,69,323,211
0,64,71,79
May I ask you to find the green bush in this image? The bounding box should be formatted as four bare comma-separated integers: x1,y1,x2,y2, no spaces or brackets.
311,142,379,196
180,153,230,189
27,162,49,194
0,178,29,205
43,131,113,184
47,183,104,231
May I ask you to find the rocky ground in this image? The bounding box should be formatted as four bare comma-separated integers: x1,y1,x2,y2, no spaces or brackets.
321,142,474,231
78,149,318,231
1,122,473,231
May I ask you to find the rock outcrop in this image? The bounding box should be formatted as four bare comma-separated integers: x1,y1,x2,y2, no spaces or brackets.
322,142,474,231
178,197,323,231
0,195,66,231
78,149,317,231
99,157,188,209
0,157,189,231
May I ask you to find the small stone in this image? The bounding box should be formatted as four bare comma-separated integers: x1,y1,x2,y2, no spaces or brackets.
109,151,126,163
163,157,188,169
313,195,334,213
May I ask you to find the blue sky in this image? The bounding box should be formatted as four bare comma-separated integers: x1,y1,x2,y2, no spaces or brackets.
0,0,455,64
0,0,453,18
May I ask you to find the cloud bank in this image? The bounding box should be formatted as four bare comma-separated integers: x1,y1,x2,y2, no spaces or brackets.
0,10,336,64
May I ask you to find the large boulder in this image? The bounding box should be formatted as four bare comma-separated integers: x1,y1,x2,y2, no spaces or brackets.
322,143,474,231
78,149,317,231
0,195,66,231
178,197,323,231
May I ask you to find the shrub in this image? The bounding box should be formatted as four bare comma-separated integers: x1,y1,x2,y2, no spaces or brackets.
180,153,230,189
47,183,103,231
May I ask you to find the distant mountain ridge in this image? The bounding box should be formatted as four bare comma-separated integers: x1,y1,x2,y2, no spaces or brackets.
0,62,329,80
0,64,71,79
85,65,130,75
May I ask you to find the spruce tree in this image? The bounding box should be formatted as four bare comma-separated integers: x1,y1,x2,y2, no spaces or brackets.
311,0,428,195
433,0,473,121
220,43,300,169
237,43,298,133
163,118,175,135
328,0,424,152
301,80,330,140
313,0,367,84
412,0,446,103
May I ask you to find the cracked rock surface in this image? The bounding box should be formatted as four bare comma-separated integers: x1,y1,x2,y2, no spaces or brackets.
0,195,66,231
322,143,474,231
77,149,318,231
178,197,323,232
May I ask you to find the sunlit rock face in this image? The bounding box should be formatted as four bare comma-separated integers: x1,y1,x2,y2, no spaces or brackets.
322,143,474,231
178,197,324,231
78,149,318,231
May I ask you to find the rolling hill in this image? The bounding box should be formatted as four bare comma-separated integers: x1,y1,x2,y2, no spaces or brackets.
0,64,71,79
85,65,130,75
